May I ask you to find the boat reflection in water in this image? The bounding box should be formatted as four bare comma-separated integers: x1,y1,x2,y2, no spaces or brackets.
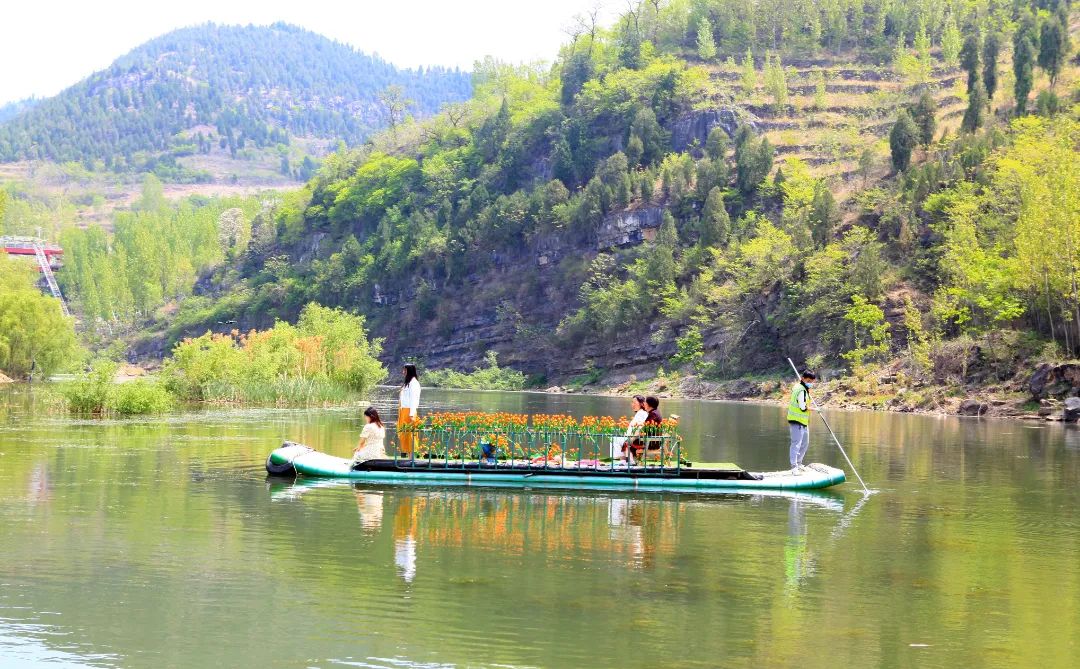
354,490,384,532
269,478,852,594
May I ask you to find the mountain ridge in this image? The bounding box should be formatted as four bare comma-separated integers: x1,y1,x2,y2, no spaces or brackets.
0,23,472,174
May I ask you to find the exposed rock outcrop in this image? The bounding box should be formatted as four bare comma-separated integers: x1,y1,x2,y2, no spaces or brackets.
670,108,756,154
957,400,989,416
1029,363,1080,398
596,206,666,250
1064,397,1080,422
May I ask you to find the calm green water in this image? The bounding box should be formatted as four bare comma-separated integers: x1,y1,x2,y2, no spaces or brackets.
0,387,1077,668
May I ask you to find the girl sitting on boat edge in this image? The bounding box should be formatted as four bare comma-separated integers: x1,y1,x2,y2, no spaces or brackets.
352,407,387,465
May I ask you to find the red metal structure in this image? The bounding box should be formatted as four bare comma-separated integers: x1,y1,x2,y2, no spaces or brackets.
1,236,69,316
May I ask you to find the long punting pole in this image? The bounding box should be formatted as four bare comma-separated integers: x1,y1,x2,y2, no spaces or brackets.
787,358,870,494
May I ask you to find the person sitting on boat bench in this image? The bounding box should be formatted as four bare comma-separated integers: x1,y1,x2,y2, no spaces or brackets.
787,370,815,473
352,407,387,467
613,395,649,462
629,396,663,464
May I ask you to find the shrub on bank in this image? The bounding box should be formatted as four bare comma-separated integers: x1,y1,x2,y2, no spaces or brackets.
425,352,527,391
110,380,174,415
58,362,173,416
162,303,387,405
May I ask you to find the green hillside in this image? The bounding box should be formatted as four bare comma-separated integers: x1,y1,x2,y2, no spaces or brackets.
44,1,1080,408
0,23,471,174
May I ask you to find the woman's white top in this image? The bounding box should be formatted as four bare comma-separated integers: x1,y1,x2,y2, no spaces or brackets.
625,409,648,436
610,409,650,457
399,378,421,415
353,422,387,462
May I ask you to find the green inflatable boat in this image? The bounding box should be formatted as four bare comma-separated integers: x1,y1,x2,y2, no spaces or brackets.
266,442,846,492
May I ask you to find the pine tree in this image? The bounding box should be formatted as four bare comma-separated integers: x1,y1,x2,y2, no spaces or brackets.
961,73,987,133
982,33,1001,103
696,17,717,61
1038,17,1067,87
1013,28,1035,115
889,110,918,173
705,127,728,161
809,181,838,247
909,91,937,147
960,34,981,96
700,186,730,248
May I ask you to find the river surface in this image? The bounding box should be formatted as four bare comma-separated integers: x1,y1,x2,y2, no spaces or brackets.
0,386,1077,668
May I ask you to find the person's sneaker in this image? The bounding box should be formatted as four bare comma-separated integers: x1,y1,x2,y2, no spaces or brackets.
790,467,802,475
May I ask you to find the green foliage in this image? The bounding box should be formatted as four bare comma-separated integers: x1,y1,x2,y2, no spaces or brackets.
763,53,789,111
0,255,81,378
60,195,256,321
696,18,717,61
740,49,756,96
941,14,962,67
1014,19,1037,115
734,126,774,194
57,361,173,416
672,326,705,371
1038,15,1068,87
932,117,1080,336
161,303,386,404
962,75,988,134
795,227,887,350
700,187,731,248
109,380,174,415
841,295,892,370
812,71,827,110
705,127,729,161
913,22,933,83
58,361,118,414
1035,90,1062,117
982,33,1001,102
902,295,932,376
910,92,937,147
960,34,981,96
425,351,527,390
890,110,918,172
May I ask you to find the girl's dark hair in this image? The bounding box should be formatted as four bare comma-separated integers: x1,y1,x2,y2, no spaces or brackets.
801,370,817,381
645,396,660,409
363,406,383,428
633,395,647,407
402,363,418,388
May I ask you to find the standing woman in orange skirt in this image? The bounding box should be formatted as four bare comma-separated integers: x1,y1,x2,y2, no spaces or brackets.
398,364,421,458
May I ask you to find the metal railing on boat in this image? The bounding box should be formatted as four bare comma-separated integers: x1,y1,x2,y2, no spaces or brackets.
389,426,683,476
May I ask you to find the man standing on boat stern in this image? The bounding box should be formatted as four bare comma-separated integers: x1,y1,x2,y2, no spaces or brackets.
787,370,816,473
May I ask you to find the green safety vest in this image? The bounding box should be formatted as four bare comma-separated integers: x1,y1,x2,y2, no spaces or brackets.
787,383,810,425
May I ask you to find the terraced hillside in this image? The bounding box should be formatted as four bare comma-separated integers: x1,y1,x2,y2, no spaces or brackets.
700,29,1076,211
706,57,961,193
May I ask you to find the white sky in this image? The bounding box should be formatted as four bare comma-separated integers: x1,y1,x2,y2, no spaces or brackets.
0,0,614,105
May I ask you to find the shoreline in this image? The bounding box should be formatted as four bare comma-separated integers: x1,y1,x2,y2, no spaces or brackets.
538,370,1074,424
6,367,1071,424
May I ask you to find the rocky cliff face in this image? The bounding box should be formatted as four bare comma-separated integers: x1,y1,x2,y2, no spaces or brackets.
670,108,756,153
596,206,666,249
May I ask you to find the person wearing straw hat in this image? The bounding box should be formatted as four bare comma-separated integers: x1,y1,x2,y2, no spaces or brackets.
787,370,816,473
